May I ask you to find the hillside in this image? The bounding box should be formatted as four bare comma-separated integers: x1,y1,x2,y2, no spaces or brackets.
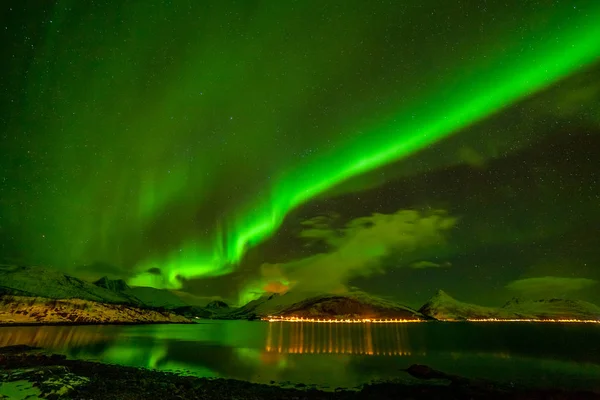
418,290,516,320
223,291,426,320
502,298,600,320
174,300,232,319
0,266,140,305
0,295,191,325
419,290,600,320
125,286,188,308
276,292,426,320
171,305,214,319
0,267,196,325
223,291,323,320
94,276,130,292
206,300,230,311
4,264,599,323
94,276,192,308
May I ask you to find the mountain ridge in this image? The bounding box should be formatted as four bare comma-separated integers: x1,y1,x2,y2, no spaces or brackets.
418,290,600,320
221,291,427,320
2,265,600,322
275,292,427,320
0,295,191,325
0,266,141,305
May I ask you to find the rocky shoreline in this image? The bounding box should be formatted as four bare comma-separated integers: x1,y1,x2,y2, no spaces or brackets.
1,345,599,400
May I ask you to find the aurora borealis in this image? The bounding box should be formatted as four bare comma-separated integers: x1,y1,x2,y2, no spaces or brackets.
2,1,600,306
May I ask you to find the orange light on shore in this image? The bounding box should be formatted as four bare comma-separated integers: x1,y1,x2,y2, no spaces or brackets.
264,316,600,324
264,316,425,323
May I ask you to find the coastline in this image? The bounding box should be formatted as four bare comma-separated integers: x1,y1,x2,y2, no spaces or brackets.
0,320,197,327
5,317,600,328
1,345,599,399
0,294,194,326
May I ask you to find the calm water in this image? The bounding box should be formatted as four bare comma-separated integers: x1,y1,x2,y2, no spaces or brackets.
1,321,600,390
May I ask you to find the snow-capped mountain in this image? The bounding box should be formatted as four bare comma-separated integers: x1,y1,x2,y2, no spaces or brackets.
223,291,426,320
501,297,600,320
0,265,140,305
419,290,600,320
0,295,191,325
0,266,193,324
418,290,515,320
275,292,426,320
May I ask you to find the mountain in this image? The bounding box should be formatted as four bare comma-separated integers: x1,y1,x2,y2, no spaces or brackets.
502,298,600,320
276,292,426,320
0,267,194,325
418,290,516,320
419,290,600,320
171,306,214,319
206,300,229,311
221,293,282,320
94,276,130,293
0,265,140,305
92,277,189,308
222,291,321,320
224,291,426,320
0,295,191,325
0,266,219,322
174,300,231,319
125,286,188,308
5,264,598,323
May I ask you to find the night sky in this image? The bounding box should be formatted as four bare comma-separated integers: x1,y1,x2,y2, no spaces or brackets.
1,1,599,307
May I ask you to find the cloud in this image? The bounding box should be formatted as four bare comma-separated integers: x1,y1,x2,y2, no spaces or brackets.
262,281,290,294
258,263,291,294
409,260,451,269
247,209,456,298
298,214,342,247
506,276,597,297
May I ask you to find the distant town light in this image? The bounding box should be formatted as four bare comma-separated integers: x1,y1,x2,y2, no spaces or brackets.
263,316,425,323
263,316,600,324
463,318,600,324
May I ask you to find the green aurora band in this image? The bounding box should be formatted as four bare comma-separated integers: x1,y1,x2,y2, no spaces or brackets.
130,5,600,290
9,2,600,300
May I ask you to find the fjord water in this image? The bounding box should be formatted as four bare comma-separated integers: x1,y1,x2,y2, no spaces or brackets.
1,321,600,390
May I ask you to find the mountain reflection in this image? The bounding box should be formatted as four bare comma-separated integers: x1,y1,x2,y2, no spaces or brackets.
265,322,412,356
2,322,600,390
0,325,110,350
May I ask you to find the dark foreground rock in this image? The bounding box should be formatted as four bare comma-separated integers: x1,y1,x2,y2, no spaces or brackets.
1,346,599,400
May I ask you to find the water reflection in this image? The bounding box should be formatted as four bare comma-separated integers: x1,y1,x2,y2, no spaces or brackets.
1,322,600,390
265,322,413,356
0,325,110,349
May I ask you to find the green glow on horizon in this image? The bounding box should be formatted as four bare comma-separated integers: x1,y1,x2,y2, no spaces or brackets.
131,5,600,289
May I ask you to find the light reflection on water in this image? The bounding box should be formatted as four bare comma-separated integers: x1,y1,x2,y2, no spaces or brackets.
0,325,110,349
265,321,414,356
1,321,600,390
